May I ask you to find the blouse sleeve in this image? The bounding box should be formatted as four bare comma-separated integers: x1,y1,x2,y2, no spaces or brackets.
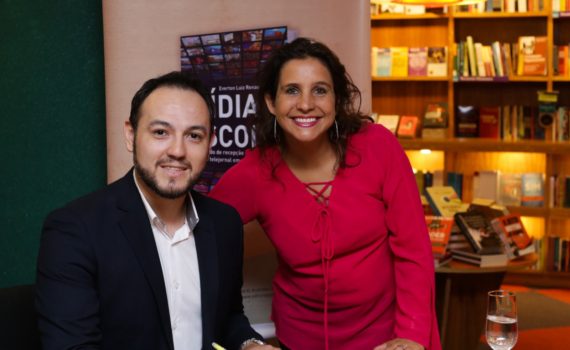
375,126,441,350
208,150,259,224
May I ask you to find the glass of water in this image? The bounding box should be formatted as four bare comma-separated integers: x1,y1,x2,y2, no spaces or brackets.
486,290,518,350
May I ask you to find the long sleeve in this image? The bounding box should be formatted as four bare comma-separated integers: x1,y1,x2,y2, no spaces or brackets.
379,127,441,350
209,149,261,224
36,207,101,350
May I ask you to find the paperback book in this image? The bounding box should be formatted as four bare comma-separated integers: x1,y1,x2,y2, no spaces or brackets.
454,211,504,255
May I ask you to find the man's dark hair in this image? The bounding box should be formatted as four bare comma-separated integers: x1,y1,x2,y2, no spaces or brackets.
129,71,215,131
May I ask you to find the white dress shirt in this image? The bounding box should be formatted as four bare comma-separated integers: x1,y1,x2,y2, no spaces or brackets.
135,173,202,350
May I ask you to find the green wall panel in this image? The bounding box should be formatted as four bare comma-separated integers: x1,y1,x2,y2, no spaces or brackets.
0,1,106,287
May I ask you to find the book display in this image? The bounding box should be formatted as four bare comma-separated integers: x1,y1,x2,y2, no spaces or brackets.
371,2,570,287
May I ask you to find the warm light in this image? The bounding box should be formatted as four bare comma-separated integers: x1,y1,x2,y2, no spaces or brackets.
372,0,485,7
420,148,432,155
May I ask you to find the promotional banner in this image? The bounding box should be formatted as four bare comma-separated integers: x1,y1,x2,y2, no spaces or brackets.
180,26,289,336
180,26,288,193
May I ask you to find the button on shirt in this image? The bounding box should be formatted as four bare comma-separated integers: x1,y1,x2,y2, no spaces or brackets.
135,174,202,350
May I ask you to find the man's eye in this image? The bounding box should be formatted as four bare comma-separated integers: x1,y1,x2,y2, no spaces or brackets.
189,132,204,141
152,129,167,137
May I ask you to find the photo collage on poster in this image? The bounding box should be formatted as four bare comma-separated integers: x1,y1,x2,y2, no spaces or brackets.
180,26,287,81
181,26,288,193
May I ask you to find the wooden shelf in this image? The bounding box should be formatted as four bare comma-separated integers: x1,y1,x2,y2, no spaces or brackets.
455,76,548,83
399,138,570,154
553,76,570,82
371,4,570,289
452,11,549,19
371,13,449,21
372,76,448,82
549,207,570,219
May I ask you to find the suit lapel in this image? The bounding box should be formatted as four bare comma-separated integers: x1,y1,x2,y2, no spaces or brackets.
115,172,175,350
192,192,219,345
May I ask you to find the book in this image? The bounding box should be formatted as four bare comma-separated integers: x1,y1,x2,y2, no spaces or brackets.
472,170,500,202
427,47,447,77
425,186,469,218
425,216,454,258
498,173,522,206
421,128,447,139
391,47,409,77
396,115,420,138
478,106,501,139
447,172,464,200
423,102,448,128
455,105,479,137
454,211,505,255
376,114,400,134
521,172,544,207
408,47,428,76
376,48,392,77
450,247,508,267
491,214,535,259
518,36,547,76
434,251,453,268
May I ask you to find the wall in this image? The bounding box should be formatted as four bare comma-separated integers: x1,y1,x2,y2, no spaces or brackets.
0,1,106,288
102,0,371,181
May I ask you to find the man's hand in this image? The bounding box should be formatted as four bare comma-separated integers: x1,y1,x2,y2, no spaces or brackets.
373,338,424,350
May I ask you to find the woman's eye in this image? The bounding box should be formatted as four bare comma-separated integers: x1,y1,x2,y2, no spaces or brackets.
314,86,328,95
284,86,299,95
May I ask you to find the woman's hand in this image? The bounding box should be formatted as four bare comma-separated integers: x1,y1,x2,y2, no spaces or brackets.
373,338,424,350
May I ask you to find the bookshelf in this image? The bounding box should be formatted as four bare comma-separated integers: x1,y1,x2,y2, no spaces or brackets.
371,4,570,287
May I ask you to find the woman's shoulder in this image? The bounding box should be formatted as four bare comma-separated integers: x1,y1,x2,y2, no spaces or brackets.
351,121,399,147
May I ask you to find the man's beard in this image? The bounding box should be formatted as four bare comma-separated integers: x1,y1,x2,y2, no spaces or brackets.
133,147,197,200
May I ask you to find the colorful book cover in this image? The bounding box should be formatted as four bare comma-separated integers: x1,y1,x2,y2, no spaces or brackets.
425,186,469,218
408,47,428,76
396,115,419,138
498,173,522,206
521,172,544,207
425,216,454,257
390,47,409,77
518,36,547,76
423,102,448,128
478,106,501,139
454,211,504,255
427,46,447,77
491,214,535,259
376,48,392,77
455,105,479,137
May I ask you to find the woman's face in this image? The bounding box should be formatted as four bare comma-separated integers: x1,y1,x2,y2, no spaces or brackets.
265,57,336,147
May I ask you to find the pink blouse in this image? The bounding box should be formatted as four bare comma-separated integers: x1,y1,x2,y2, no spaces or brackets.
210,123,441,350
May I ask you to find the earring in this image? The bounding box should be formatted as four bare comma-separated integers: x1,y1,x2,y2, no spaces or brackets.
273,118,279,141
334,120,339,141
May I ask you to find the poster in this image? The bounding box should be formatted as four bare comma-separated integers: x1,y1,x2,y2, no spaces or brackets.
180,26,288,194
181,26,289,337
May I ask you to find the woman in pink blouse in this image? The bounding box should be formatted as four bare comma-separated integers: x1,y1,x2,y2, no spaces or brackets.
209,38,441,350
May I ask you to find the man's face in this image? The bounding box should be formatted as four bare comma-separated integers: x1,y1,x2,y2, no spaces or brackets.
125,86,212,199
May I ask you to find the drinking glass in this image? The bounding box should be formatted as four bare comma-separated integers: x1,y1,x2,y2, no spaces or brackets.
486,290,518,350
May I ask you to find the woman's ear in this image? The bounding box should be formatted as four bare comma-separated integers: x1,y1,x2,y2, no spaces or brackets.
264,93,276,115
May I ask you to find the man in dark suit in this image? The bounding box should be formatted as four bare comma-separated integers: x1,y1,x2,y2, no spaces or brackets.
36,72,277,350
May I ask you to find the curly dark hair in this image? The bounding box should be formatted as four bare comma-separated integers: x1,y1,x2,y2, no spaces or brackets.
254,37,366,168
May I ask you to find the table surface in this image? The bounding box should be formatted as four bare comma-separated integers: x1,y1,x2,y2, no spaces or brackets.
435,253,538,274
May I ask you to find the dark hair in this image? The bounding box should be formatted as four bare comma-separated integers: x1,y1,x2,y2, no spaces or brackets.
129,71,215,131
255,37,365,168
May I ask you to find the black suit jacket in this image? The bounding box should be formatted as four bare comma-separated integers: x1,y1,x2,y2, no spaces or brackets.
36,171,261,350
